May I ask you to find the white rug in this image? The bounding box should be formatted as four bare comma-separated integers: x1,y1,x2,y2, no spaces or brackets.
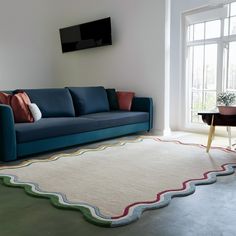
0,136,236,227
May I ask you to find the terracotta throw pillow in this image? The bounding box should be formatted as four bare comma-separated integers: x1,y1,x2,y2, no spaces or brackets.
0,92,34,123
0,92,12,106
0,92,11,105
116,91,135,111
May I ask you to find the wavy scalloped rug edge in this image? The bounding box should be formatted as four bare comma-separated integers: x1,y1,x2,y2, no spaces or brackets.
0,137,236,227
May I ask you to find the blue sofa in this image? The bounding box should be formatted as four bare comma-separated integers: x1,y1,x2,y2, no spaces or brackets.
0,87,153,162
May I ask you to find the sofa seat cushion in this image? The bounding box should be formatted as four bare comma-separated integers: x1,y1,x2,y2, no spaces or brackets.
80,111,149,127
15,117,99,143
68,86,110,115
22,88,75,118
15,112,149,143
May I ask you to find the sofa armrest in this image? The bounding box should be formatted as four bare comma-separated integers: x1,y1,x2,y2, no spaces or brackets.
131,97,153,130
0,104,17,161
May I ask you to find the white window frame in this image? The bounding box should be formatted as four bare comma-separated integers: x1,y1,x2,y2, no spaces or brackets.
182,2,236,133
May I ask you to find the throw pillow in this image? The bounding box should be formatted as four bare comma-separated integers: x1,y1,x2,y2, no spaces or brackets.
106,89,119,110
116,91,135,111
68,87,110,115
28,103,42,121
0,92,34,123
0,92,11,104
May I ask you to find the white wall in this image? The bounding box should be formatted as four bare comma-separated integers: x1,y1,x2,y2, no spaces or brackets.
0,0,167,133
0,1,58,89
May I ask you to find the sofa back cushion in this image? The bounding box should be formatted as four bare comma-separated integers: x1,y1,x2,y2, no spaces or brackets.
68,86,110,115
22,88,75,117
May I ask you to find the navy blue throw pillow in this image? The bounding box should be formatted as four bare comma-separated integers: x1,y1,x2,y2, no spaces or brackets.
106,89,119,110
68,86,110,115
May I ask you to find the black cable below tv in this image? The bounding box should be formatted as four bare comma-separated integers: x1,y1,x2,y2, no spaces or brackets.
59,17,112,53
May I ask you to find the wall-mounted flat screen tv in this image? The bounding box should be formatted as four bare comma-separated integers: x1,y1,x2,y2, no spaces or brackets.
59,17,112,53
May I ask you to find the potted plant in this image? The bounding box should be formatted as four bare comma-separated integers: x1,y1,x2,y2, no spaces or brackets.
217,92,236,115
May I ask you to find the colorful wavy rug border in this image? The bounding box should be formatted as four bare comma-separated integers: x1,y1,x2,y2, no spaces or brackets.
0,137,236,227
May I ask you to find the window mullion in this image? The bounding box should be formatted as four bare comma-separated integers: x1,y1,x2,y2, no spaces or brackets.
191,47,194,121
216,18,225,94
225,43,230,90
225,3,231,91
202,23,206,110
187,38,219,46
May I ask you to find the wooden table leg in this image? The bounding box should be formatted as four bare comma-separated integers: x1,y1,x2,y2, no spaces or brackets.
206,115,215,153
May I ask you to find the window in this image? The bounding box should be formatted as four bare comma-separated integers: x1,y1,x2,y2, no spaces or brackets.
185,2,236,125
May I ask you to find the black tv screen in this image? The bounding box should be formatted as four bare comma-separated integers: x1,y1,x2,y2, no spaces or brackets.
59,17,112,53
